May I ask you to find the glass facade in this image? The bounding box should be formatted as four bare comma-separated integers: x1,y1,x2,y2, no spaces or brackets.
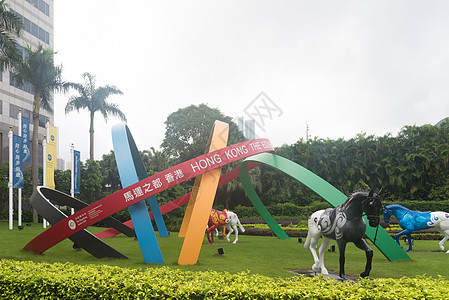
27,0,50,16
11,9,50,45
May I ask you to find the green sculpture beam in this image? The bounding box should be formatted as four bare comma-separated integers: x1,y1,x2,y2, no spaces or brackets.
239,153,410,261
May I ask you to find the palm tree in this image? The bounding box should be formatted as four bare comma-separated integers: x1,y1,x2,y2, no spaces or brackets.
141,147,172,173
65,72,126,160
12,44,66,222
0,0,23,70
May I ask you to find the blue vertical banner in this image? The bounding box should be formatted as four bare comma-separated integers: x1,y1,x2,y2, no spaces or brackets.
21,117,30,163
13,134,24,189
74,150,81,194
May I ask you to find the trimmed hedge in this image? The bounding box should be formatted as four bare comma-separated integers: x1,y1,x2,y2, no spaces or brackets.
233,202,332,220
382,200,449,212
232,200,449,220
1,260,449,299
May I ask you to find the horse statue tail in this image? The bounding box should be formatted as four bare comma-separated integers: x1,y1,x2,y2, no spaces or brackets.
304,220,313,249
304,232,311,249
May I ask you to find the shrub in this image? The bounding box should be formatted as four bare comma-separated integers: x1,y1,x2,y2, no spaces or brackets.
2,260,449,299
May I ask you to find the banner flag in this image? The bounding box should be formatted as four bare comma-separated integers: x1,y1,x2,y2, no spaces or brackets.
46,125,57,189
21,116,30,163
74,150,80,194
13,134,24,189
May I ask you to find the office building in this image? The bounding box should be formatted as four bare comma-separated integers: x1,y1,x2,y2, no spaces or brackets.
244,119,255,140
56,157,64,171
0,0,54,166
236,116,256,140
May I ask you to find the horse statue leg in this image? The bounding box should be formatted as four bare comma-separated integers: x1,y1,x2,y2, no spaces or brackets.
304,232,325,273
438,235,449,252
435,215,449,253
405,234,413,252
395,229,414,252
227,216,245,244
225,224,233,243
317,237,330,274
336,239,348,280
230,223,239,244
353,239,373,278
206,224,218,244
304,211,328,274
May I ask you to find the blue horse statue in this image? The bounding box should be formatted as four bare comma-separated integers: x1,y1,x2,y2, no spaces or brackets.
383,204,449,252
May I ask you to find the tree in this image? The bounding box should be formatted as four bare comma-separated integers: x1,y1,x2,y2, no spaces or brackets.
141,147,173,173
99,151,122,195
65,72,126,160
54,169,71,195
0,163,8,210
79,160,103,204
12,44,66,222
0,0,23,70
161,104,246,163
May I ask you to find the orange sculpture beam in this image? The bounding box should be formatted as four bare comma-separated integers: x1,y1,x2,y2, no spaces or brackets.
178,120,229,265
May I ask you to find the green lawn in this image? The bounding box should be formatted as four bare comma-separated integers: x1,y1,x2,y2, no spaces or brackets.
2,220,449,279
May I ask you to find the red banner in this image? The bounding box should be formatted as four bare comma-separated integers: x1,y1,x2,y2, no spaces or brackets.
24,139,274,254
95,162,259,238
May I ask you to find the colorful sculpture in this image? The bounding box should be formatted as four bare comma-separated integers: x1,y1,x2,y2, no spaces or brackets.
206,209,245,244
383,204,449,252
24,119,407,265
304,189,382,280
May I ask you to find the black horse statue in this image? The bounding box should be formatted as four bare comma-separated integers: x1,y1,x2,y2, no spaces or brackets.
304,189,382,280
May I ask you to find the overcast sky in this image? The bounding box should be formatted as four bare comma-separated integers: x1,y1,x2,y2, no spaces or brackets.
53,1,449,163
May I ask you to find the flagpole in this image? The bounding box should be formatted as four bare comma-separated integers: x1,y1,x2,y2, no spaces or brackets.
43,133,47,229
70,143,75,215
44,118,50,228
17,109,22,227
8,126,13,230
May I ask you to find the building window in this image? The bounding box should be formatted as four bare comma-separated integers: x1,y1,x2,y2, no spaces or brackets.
10,71,34,95
0,100,2,115
24,18,31,32
9,103,20,118
38,0,45,14
10,9,50,45
39,114,46,128
26,0,50,17
31,23,38,38
9,104,38,125
38,27,45,41
9,72,20,89
22,108,32,120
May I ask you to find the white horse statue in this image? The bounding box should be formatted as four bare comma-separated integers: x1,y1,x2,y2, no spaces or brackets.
207,209,245,244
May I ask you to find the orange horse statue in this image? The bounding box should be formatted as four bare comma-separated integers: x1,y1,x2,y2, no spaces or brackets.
207,209,245,244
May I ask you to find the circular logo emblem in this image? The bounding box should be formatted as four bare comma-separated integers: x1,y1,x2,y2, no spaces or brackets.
50,135,55,142
48,154,52,161
68,220,76,230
